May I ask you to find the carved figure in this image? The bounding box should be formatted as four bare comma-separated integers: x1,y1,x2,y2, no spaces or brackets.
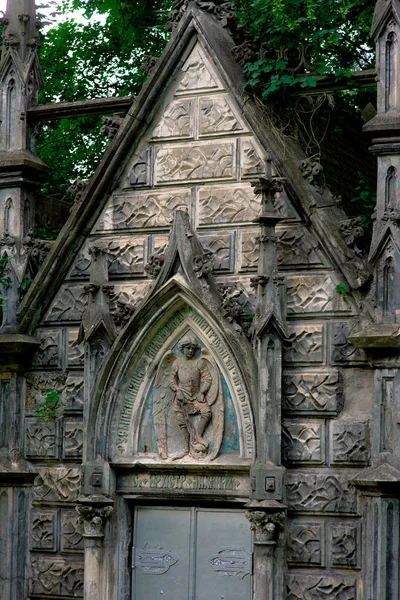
153,332,224,460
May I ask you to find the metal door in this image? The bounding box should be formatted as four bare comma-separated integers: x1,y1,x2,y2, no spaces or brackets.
132,506,252,600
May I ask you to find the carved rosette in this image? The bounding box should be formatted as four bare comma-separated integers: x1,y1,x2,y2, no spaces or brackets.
145,253,165,279
245,509,285,543
76,505,113,538
193,251,214,278
339,217,364,246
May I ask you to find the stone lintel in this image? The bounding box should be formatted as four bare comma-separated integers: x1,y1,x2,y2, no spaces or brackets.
0,150,48,173
352,463,400,494
363,111,400,134
349,325,400,348
0,334,39,368
0,455,37,484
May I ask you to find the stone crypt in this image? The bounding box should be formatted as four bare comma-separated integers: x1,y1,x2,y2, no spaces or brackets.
0,0,400,599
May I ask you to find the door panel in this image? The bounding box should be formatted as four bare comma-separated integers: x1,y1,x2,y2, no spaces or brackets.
195,509,252,600
133,507,192,600
132,506,252,600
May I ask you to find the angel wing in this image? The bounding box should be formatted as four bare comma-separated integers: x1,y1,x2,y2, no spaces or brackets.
152,351,176,458
200,349,224,460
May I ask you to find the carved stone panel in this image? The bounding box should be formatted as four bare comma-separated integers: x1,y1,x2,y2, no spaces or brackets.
31,510,57,551
199,96,246,136
25,418,58,459
63,376,84,410
155,141,235,183
329,522,360,568
287,521,324,565
241,139,265,177
70,237,146,278
198,231,234,272
284,325,324,364
96,188,190,231
32,329,63,368
198,185,260,225
152,99,193,139
283,420,324,464
176,44,223,94
25,372,67,413
33,467,81,503
67,329,84,368
332,323,365,364
286,473,357,514
63,419,84,459
283,371,343,415
62,510,84,553
129,147,150,187
31,558,84,597
46,285,87,323
287,275,352,314
287,575,357,600
330,422,370,465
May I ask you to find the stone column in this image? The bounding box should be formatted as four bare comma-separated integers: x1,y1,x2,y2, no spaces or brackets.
76,499,114,600
246,503,286,600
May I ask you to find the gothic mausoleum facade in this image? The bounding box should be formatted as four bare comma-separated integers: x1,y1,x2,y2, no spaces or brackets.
0,0,399,599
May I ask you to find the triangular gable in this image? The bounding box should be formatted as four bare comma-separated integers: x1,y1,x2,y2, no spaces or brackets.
18,5,363,333
371,0,400,38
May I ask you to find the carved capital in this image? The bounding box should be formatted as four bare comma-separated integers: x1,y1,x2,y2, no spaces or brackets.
252,177,285,196
245,509,285,542
250,275,269,289
100,115,122,141
76,504,113,538
140,55,158,75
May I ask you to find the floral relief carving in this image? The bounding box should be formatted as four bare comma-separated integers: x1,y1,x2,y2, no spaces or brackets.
283,371,342,414
176,45,221,92
68,329,84,367
46,285,88,322
97,189,190,230
332,323,364,363
331,422,370,465
286,474,357,514
287,522,323,565
25,418,58,459
283,325,324,363
199,97,245,135
31,329,62,367
155,143,234,183
63,419,84,459
129,148,149,186
31,558,84,596
33,467,81,503
199,186,260,224
62,510,84,552
282,421,323,464
287,575,356,600
31,510,56,551
71,237,145,278
242,139,265,176
331,523,358,568
287,275,351,313
152,99,193,139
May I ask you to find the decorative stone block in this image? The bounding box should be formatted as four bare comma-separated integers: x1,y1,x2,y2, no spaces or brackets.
155,141,235,183
31,510,57,551
32,329,63,368
96,188,190,231
287,521,324,565
25,372,67,413
284,324,324,364
62,510,84,553
63,375,84,410
332,322,365,364
31,558,84,596
329,522,360,568
67,329,84,368
282,420,324,464
70,237,146,278
152,98,193,139
45,285,87,323
330,422,370,465
198,184,260,225
34,467,81,503
283,371,343,415
287,575,357,600
63,419,84,459
286,473,357,514
151,235,169,256
199,96,246,136
287,275,352,314
129,147,150,186
198,231,234,272
25,418,58,459
241,139,265,176
176,44,222,93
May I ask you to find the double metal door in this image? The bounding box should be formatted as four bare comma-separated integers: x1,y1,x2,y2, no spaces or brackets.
132,506,252,600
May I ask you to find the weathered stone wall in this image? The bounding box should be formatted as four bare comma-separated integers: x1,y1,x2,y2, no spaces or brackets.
25,38,372,600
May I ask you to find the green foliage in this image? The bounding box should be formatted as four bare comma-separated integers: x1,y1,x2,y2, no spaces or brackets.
21,278,34,291
335,283,350,298
35,388,64,422
350,171,377,231
35,223,61,241
236,0,375,97
0,255,12,291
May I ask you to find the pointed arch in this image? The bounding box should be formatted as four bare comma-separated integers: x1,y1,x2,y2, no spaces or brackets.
88,279,257,464
6,75,15,149
4,197,12,234
385,166,397,210
386,31,397,111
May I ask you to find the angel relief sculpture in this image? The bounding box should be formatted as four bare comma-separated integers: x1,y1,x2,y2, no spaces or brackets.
152,332,224,460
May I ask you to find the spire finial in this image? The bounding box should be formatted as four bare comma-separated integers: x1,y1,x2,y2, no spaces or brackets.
1,0,40,65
